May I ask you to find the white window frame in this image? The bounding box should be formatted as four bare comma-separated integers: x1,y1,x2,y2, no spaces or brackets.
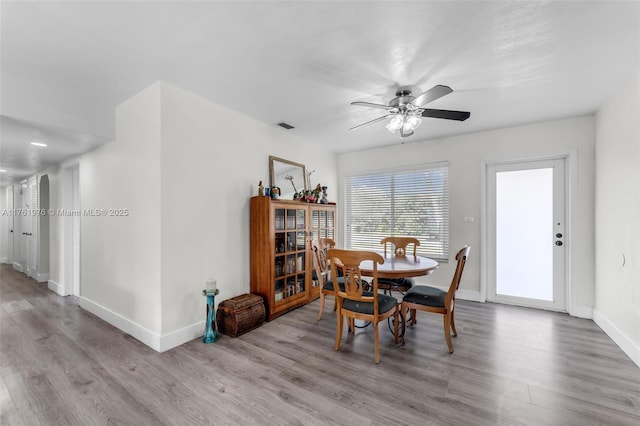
343,161,450,261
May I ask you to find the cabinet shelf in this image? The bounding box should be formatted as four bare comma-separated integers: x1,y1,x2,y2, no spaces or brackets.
250,196,336,321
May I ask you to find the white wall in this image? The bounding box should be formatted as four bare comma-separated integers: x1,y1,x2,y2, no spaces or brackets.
65,81,337,351
338,116,595,315
79,82,163,340
159,82,337,336
594,72,640,367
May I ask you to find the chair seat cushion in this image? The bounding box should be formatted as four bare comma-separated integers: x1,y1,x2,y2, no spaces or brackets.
402,285,446,308
322,277,345,292
343,292,397,315
378,277,415,290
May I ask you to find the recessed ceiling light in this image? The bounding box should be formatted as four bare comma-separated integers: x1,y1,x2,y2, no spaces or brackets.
31,142,48,147
0,169,6,173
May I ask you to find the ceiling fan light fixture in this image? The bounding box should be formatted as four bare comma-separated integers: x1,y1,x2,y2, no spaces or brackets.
406,114,422,130
350,84,469,139
385,114,404,133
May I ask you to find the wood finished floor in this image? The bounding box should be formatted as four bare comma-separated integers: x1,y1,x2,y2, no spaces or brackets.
1,264,639,425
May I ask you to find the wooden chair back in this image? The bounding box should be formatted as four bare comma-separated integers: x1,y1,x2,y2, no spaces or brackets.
445,245,471,308
327,248,398,363
310,239,330,288
381,236,420,257
319,238,335,249
327,249,383,309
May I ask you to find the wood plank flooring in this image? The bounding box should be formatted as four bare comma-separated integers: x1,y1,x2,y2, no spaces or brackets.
1,264,639,425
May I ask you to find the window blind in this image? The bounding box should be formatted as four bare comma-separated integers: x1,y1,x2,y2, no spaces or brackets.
344,162,449,261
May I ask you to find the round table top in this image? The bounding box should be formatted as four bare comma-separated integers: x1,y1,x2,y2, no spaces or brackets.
359,253,439,279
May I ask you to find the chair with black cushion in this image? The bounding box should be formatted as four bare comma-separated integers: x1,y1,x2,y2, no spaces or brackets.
327,248,399,364
311,238,343,320
401,245,470,353
378,237,421,294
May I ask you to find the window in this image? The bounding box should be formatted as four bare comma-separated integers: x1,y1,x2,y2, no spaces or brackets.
344,161,449,261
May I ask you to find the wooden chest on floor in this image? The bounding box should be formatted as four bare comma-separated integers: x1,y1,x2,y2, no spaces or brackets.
216,293,265,337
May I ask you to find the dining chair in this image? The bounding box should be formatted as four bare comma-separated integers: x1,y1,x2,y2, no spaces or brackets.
311,238,343,320
327,248,399,364
378,236,421,294
401,245,470,353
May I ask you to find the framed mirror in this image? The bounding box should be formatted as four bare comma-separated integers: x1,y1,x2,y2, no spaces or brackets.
269,156,307,200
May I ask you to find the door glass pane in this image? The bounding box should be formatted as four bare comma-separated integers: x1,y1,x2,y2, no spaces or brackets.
275,233,285,254
275,209,285,230
496,168,553,301
296,231,306,250
286,210,295,229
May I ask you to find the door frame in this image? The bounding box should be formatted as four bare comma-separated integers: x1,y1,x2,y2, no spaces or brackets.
480,151,577,314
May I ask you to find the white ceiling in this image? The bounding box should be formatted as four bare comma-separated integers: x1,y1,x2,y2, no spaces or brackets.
1,1,639,187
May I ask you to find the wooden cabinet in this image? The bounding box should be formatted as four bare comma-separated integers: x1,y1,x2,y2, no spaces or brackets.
250,196,336,321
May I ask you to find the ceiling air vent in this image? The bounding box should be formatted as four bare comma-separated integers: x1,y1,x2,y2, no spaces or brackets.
277,122,295,130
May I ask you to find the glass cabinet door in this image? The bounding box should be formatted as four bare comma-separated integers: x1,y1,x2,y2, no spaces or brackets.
273,207,307,303
311,208,335,241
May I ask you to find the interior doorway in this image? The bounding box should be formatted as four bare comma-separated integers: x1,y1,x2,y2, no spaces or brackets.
485,157,567,311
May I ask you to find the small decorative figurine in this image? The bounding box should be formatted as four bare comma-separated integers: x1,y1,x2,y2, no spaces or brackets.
258,180,264,196
320,186,328,204
271,186,280,199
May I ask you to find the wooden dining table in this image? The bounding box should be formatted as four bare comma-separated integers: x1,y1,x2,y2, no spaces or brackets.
358,252,439,280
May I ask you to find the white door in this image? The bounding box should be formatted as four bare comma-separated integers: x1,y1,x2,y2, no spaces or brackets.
25,176,38,278
19,181,28,272
7,186,14,264
487,158,566,311
72,167,80,296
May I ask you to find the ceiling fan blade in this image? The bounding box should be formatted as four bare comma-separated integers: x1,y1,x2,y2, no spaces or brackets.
411,85,453,107
351,101,392,110
348,114,392,131
421,108,470,121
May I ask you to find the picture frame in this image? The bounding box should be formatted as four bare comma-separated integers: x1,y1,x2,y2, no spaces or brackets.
269,156,307,200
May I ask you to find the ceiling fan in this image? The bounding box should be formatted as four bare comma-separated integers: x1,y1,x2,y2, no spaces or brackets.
349,84,470,139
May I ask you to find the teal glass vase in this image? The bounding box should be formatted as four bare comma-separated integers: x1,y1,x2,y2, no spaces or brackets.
202,289,219,343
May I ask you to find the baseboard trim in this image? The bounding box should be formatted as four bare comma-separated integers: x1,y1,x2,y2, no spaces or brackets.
568,305,593,319
593,309,640,368
48,279,67,296
36,272,50,283
0,257,7,264
455,288,483,302
78,296,203,353
12,262,23,272
159,321,206,352
80,296,162,352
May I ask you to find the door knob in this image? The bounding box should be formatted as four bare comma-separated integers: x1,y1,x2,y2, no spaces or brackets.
555,233,563,238
555,241,563,246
